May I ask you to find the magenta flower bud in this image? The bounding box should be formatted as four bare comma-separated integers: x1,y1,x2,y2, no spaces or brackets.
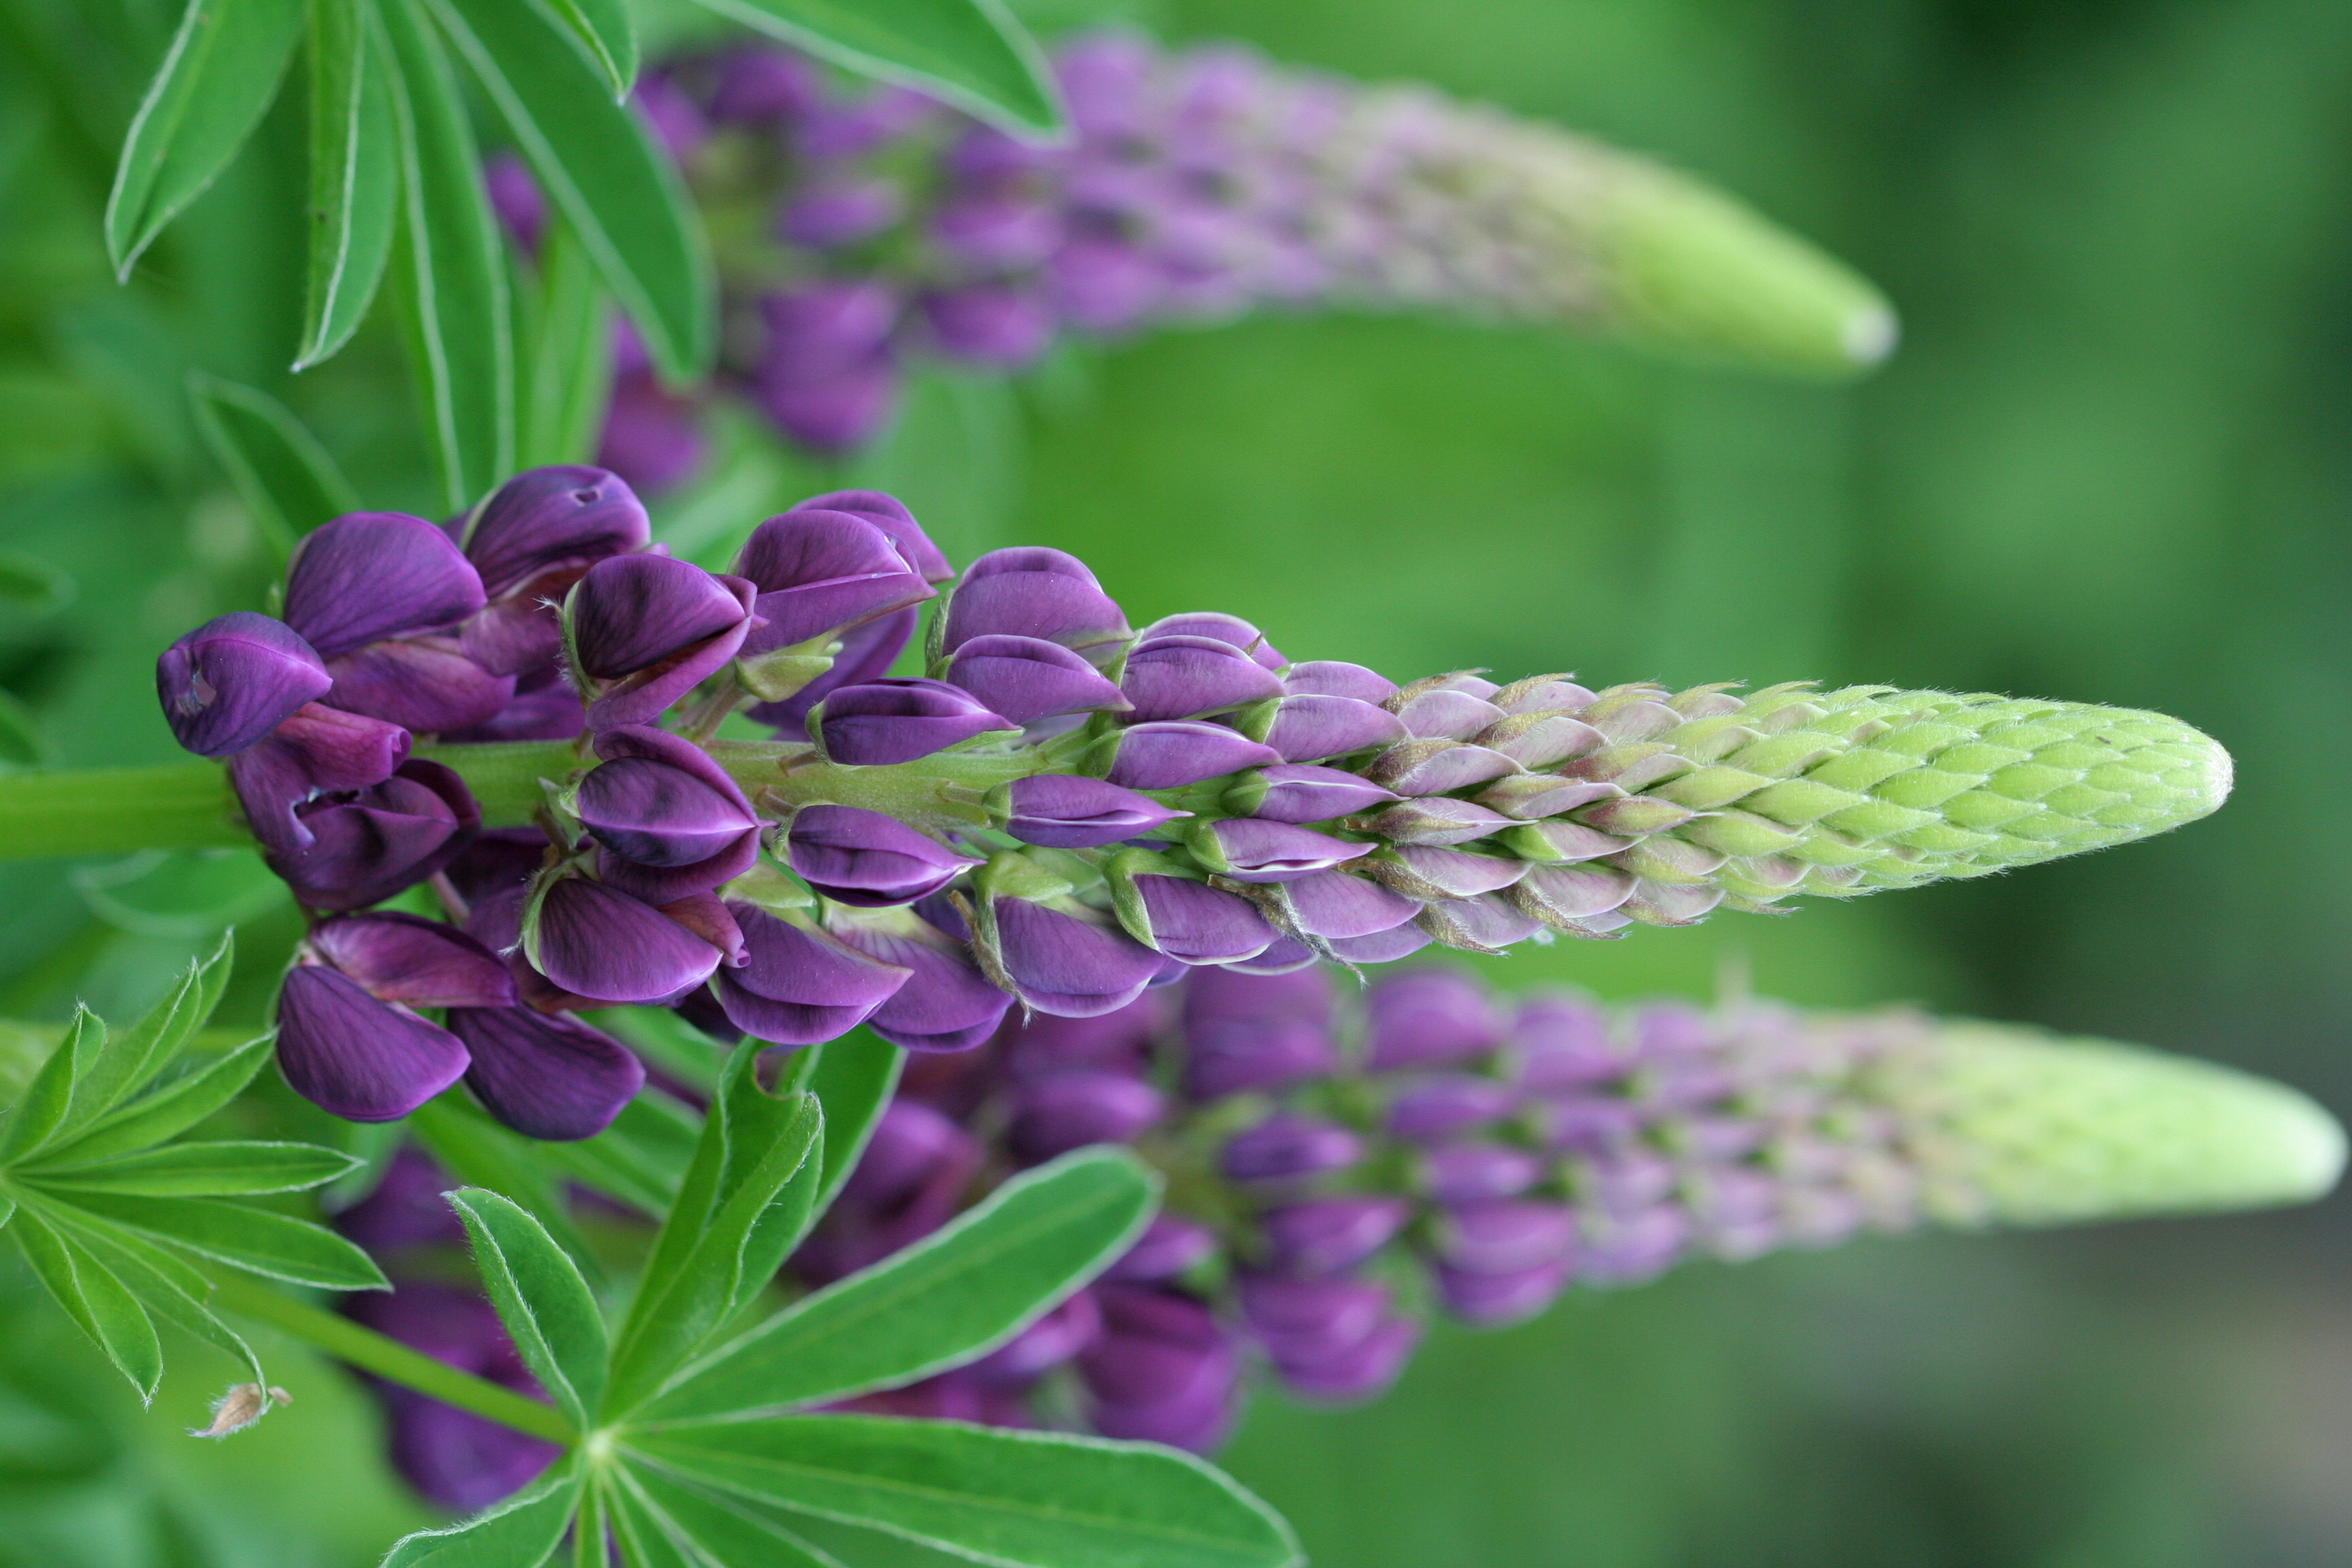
1365,970,1503,1072
1434,1260,1571,1327
265,759,480,911
932,191,1064,269
830,916,1013,1052
1325,924,1435,964
710,48,818,122
1220,1113,1362,1183
1281,869,1422,939
284,512,486,659
1260,1197,1411,1275
1433,1199,1576,1274
733,507,937,653
1394,687,1506,740
319,635,514,735
1109,864,1278,965
461,466,649,602
1100,721,1283,789
1119,635,1287,721
989,896,1166,1018
1279,663,1394,706
716,904,913,1048
787,805,983,907
275,965,470,1123
1188,817,1371,883
1180,966,1337,1098
1422,1143,1546,1203
1223,764,1399,824
921,284,1054,368
566,555,759,728
940,547,1130,662
1007,1071,1166,1163
1386,1076,1518,1142
943,634,1131,725
1365,798,1514,848
781,177,904,248
819,678,1016,765
525,875,723,1004
308,913,517,1009
1107,1214,1218,1282
996,774,1184,848
156,612,332,757
1137,612,1287,672
576,725,763,900
1260,695,1409,762
444,1007,645,1141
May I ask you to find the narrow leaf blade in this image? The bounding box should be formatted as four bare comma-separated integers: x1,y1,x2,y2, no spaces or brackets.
0,1006,101,1160
691,0,1064,137
627,1417,1303,1568
516,221,615,469
105,0,308,276
297,0,401,370
613,1465,837,1567
446,1187,608,1428
189,373,361,560
544,0,636,99
40,1034,274,1166
378,0,516,511
66,1191,390,1290
60,932,233,1137
382,1454,585,1568
410,1094,607,1289
646,1147,1155,1420
11,1207,165,1402
53,1211,270,1388
427,0,713,382
24,1140,359,1196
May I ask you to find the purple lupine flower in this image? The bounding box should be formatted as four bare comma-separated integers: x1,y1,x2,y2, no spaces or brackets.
1106,858,1279,965
754,283,902,451
1005,1071,1164,1162
284,512,485,660
1222,764,1399,824
1260,1197,1414,1275
484,153,546,255
732,506,937,655
461,465,649,627
564,554,760,729
1118,635,1286,721
1138,613,1286,671
921,284,1054,367
938,547,1129,662
818,679,1016,765
787,804,982,907
829,911,1013,1051
342,1281,563,1510
994,774,1184,848
263,759,480,911
1180,964,1337,1098
943,634,1131,725
437,665,586,745
1384,1076,1519,1142
783,177,904,248
1188,817,1371,883
596,369,708,495
155,612,331,757
715,903,912,1047
1421,1143,1546,1203
574,724,764,900
1280,869,1423,940
710,48,819,124
333,1146,465,1255
792,489,955,582
1078,1285,1241,1452
1258,695,1409,762
522,873,728,1004
444,1006,645,1141
1220,1113,1362,1184
1237,1274,1419,1403
1099,721,1283,790
1363,970,1501,1072
985,894,1166,1018
226,702,410,851
276,915,512,1121
1283,661,1398,704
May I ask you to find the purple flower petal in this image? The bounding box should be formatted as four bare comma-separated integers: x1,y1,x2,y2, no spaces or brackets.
446,1006,646,1141
1119,872,1276,964
1261,695,1407,762
1227,763,1398,823
1432,1200,1576,1274
1283,661,1397,704
461,466,649,601
830,919,1012,1052
1365,970,1503,1071
1137,612,1286,671
999,774,1183,848
921,284,1054,368
265,760,480,911
1220,1113,1361,1183
991,896,1164,1017
787,805,983,908
1101,721,1282,790
568,554,751,680
1260,1197,1411,1275
155,612,331,757
284,513,486,659
1007,1071,1165,1162
819,679,1017,765
1386,1075,1518,1141
734,508,936,653
1323,924,1433,964
321,636,514,734
308,912,516,1009
1117,635,1286,721
715,904,912,1047
941,547,1129,662
276,966,470,1122
526,876,721,1004
228,702,412,853
1194,818,1371,883
1434,1261,1570,1327
944,634,1130,725
789,490,953,582
576,729,761,868
1281,869,1422,939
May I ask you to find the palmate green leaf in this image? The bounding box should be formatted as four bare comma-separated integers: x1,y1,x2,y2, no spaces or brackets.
51,1208,269,1390
38,1034,274,1166
63,1190,387,1290
104,0,309,278
0,1004,98,1161
690,0,1065,137
382,1453,584,1568
445,1188,608,1429
410,1092,607,1288
378,0,515,512
517,223,617,470
643,1147,1155,1422
22,1141,359,1197
187,374,361,557
10,1207,165,1403
611,1466,836,1567
296,0,400,371
543,0,636,99
605,1047,821,1414
623,1417,1302,1568
425,0,715,383
53,932,234,1146
789,1030,904,1225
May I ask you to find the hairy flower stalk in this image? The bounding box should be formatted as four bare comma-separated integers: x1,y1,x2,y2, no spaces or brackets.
559,31,1895,470
329,967,2341,1486
147,473,2230,1137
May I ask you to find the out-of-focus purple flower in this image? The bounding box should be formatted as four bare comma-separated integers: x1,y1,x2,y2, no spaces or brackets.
987,895,1164,1018
564,554,759,729
484,152,546,254
1384,1076,1518,1142
932,191,1064,270
156,612,331,757
1006,1071,1164,1163
733,506,937,655
1364,969,1501,1071
830,913,1013,1052
939,547,1129,663
1422,1143,1546,1203
596,370,708,495
1220,1113,1361,1184
943,634,1130,725
1179,965,1337,1098
284,512,486,660
632,71,708,163
791,1098,981,1282
995,774,1184,848
755,284,902,451
716,904,912,1047
787,804,983,907
920,284,1056,368
1047,237,1162,333
263,759,480,911
1119,635,1287,721
342,1281,561,1509
710,48,819,123
819,678,1016,765
1099,721,1283,790
332,1147,463,1255
1078,1285,1240,1453
1260,1197,1412,1275
523,874,727,1004
575,724,764,900
1433,1260,1570,1327
783,177,905,248
1433,1199,1576,1275
445,1006,645,1141
1107,1214,1218,1281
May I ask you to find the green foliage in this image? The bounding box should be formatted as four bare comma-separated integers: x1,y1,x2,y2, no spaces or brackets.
696,0,1066,135
0,936,376,1401
297,0,399,372
186,372,361,555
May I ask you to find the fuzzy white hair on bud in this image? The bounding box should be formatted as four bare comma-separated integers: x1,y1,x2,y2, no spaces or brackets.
188,1382,291,1440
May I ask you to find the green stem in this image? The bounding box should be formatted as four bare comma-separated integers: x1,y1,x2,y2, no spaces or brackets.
208,1271,576,1446
0,762,246,859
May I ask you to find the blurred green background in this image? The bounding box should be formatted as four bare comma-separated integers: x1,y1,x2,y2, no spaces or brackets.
3,0,2350,1562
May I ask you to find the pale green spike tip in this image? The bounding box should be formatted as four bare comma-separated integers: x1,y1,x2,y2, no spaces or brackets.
1921,1024,2346,1226
1593,167,1897,380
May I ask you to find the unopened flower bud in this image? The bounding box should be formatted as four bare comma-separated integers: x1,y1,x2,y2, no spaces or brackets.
943,634,1131,725
1105,849,1278,965
522,873,726,1004
284,512,486,659
1255,695,1408,763
817,678,1016,765
940,547,1130,663
1186,817,1371,883
575,725,763,898
460,466,649,602
444,1006,645,1141
716,903,913,1047
1223,764,1400,823
994,775,1188,848
1363,798,1514,848
733,506,937,653
564,555,759,729
786,804,983,907
156,612,331,757
1095,721,1284,789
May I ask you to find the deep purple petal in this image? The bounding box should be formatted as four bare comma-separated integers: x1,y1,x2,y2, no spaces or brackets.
461,466,649,600
1262,695,1408,762
156,612,331,757
746,607,920,738
1137,612,1286,671
285,513,486,659
944,634,1131,725
787,805,982,908
229,703,412,853
266,760,479,911
788,490,953,582
321,636,514,734
1259,1198,1411,1275
1101,721,1282,790
992,897,1164,1017
819,679,1016,765
276,966,470,1122
830,922,1013,1052
941,548,1128,660
734,509,936,652
1118,636,1286,722
715,904,912,1047
528,877,721,1004
309,912,516,1008
1198,818,1371,883
446,1007,645,1141
569,555,751,680
1230,764,1399,823
1282,870,1421,938
1127,875,1276,964
1000,774,1183,848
